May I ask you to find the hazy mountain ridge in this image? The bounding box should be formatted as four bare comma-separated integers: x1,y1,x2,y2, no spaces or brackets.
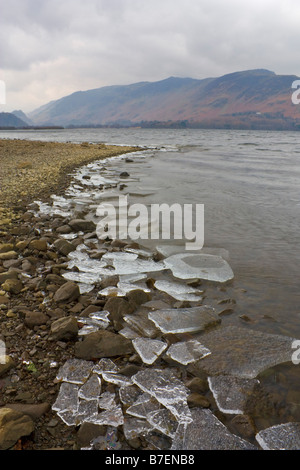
0,112,28,128
28,69,300,130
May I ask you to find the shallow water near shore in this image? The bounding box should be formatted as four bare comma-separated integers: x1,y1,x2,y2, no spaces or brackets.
2,127,300,336
2,127,300,447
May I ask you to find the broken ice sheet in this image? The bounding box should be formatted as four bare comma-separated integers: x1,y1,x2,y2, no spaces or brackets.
164,253,234,283
75,399,99,425
132,369,192,424
78,311,110,335
154,280,203,302
123,417,154,440
78,374,102,401
126,393,161,419
171,408,256,450
166,340,211,365
98,281,150,298
92,358,119,375
256,423,300,450
101,372,133,388
132,337,168,364
110,257,165,275
119,385,142,406
146,409,178,439
190,326,297,379
56,358,94,384
124,313,159,338
98,391,116,410
208,375,260,415
148,306,220,334
86,406,124,427
52,382,79,413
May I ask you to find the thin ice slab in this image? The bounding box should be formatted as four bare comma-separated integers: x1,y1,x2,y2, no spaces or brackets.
166,340,211,365
126,393,161,419
164,253,234,283
208,375,260,414
78,374,102,401
190,326,296,379
86,406,124,427
171,408,256,450
146,409,178,438
256,423,300,450
123,417,154,440
56,358,94,384
148,306,220,334
52,382,79,413
132,369,192,424
132,337,168,364
154,280,203,302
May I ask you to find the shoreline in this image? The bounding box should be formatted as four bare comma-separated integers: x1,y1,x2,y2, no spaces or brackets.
0,138,299,451
0,138,140,227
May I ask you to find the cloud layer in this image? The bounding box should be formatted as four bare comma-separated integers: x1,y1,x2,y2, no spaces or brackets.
1,0,300,112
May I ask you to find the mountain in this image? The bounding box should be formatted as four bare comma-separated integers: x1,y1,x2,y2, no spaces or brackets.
0,112,28,128
29,69,300,130
12,109,34,126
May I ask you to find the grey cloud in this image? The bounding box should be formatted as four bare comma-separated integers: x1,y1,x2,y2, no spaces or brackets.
1,0,300,111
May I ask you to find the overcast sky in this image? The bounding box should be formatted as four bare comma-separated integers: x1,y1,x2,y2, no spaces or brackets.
1,0,300,113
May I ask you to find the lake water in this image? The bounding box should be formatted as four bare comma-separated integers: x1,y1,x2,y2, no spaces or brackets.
1,127,299,338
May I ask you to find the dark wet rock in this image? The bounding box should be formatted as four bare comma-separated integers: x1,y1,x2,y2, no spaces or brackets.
45,273,66,286
74,330,134,359
0,407,35,450
49,316,79,341
127,289,151,306
1,279,23,294
187,393,210,408
0,243,14,253
80,305,102,318
76,422,106,448
56,225,72,234
68,219,96,233
0,251,18,261
53,239,76,256
29,239,48,252
53,281,80,303
104,297,136,330
120,172,130,178
0,270,19,284
24,311,49,329
230,414,257,439
4,403,50,421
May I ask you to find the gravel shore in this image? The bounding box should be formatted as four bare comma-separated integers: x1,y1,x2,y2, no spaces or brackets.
0,138,139,226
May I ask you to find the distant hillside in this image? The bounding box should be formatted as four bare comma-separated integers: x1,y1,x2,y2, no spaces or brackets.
29,70,300,130
0,112,28,128
12,109,34,126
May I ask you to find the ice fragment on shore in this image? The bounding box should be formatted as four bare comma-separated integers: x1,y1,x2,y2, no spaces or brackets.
190,326,296,379
132,337,168,364
146,409,178,438
148,306,220,334
208,375,260,414
166,340,211,365
124,313,159,338
111,257,165,275
119,385,142,406
132,369,192,424
92,358,119,375
123,417,154,440
75,399,99,425
156,245,230,261
101,372,133,387
256,423,300,450
56,358,94,384
52,382,79,413
154,280,203,302
78,311,110,335
86,406,124,427
98,391,116,410
164,253,234,283
171,408,257,450
78,374,102,401
126,393,161,419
